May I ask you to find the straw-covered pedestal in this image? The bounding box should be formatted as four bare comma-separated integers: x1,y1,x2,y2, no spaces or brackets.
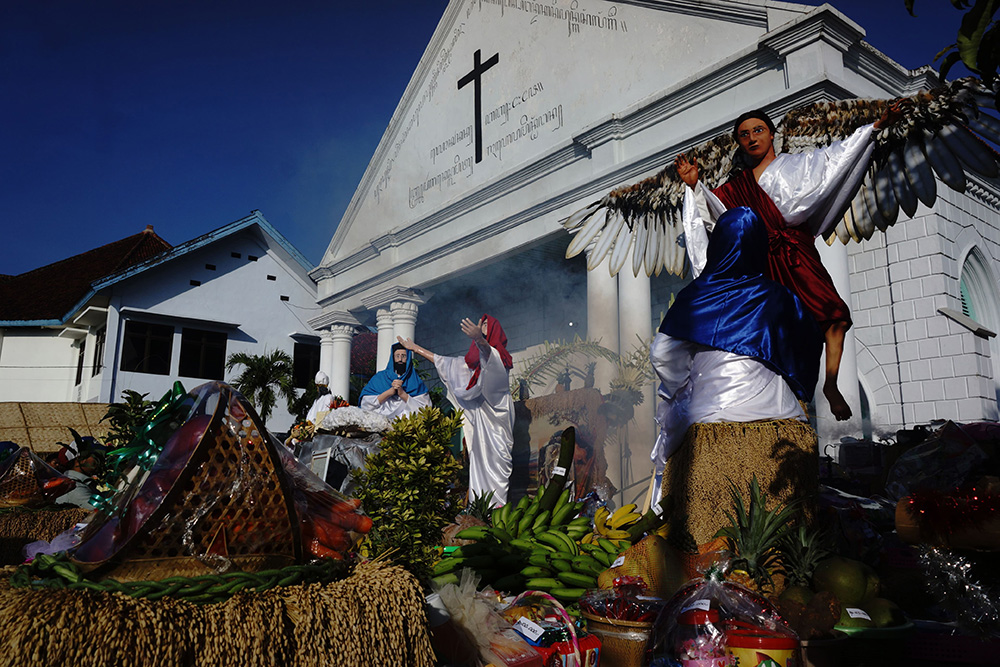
0,559,434,667
661,419,819,546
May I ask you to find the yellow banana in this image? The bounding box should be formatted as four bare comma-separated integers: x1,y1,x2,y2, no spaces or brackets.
594,506,611,534
609,504,638,528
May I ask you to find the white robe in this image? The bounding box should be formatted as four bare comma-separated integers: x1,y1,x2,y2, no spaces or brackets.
359,392,432,420
682,124,875,277
648,333,805,506
306,393,335,424
435,346,514,505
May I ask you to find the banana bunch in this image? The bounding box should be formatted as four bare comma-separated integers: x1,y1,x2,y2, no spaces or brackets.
433,484,595,601
581,503,643,545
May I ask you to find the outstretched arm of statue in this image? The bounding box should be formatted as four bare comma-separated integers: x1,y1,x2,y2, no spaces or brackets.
397,336,435,363
461,316,492,362
675,154,699,188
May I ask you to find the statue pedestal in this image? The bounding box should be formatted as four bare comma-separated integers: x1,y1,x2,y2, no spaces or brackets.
661,419,819,547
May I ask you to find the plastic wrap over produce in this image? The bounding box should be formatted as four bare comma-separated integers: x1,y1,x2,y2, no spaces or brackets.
0,446,75,508
648,559,801,667
68,381,370,580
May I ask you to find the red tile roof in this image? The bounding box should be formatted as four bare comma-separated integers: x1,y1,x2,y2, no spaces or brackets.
0,227,171,323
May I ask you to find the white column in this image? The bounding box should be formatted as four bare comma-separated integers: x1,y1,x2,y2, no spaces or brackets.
391,300,420,343
319,330,335,385
815,239,861,446
587,254,620,390
616,267,656,507
329,325,355,400
375,308,395,371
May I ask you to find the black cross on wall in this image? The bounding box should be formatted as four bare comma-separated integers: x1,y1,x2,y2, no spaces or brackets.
458,48,499,164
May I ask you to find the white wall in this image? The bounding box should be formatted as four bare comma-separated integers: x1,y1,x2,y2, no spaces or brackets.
101,229,317,432
0,329,79,402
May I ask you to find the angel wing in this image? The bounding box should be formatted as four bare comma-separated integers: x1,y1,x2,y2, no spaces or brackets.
562,77,1000,277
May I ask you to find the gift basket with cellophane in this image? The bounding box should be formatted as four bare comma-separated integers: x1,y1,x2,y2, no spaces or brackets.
648,555,802,667
15,381,372,597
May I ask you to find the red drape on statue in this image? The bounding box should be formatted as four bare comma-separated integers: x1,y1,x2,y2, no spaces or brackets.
464,314,513,389
713,169,852,330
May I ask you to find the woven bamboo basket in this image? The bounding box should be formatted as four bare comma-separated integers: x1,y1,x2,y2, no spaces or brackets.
582,611,653,667
661,419,819,545
71,382,301,581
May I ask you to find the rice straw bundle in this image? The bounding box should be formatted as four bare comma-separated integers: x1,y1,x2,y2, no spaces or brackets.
0,560,434,667
660,419,819,546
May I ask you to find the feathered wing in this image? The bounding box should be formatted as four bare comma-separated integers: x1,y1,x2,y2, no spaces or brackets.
562,77,1000,276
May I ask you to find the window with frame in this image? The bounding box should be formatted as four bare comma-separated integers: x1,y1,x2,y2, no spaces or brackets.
92,327,106,376
75,340,86,386
121,321,173,375
293,341,321,389
179,328,227,380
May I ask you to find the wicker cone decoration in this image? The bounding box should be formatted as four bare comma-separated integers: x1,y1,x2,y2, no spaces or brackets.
70,382,304,581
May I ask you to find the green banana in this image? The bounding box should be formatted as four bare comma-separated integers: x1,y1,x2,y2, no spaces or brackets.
432,573,460,587
549,587,588,602
510,538,539,552
528,552,554,569
569,516,591,528
545,555,574,573
490,526,513,545
571,555,605,576
597,538,622,554
507,508,525,537
518,503,541,536
557,571,598,588
532,509,551,532
520,565,552,578
433,557,464,576
589,549,613,567
551,502,577,527
536,529,579,555
455,526,491,541
553,487,571,516
516,495,530,511
525,577,560,591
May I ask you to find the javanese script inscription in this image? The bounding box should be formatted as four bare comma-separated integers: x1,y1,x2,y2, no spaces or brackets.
468,0,627,37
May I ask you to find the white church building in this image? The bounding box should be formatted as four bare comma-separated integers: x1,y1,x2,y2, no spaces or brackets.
310,1,1000,504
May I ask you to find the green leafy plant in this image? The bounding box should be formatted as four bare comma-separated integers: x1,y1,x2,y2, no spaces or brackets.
907,0,1000,84
225,349,298,426
715,475,801,592
351,406,464,586
101,389,156,448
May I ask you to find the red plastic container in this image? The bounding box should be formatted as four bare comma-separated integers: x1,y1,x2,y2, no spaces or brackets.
726,628,799,667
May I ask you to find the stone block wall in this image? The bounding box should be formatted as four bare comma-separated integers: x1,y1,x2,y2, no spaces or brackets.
848,179,1000,432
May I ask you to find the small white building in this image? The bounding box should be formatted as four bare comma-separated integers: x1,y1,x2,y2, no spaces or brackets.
0,211,320,432
311,1,1000,504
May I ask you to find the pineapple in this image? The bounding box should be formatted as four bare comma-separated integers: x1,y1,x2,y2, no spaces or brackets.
779,524,831,589
714,476,800,592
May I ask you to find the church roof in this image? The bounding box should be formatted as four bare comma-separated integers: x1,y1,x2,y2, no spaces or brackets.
0,227,171,324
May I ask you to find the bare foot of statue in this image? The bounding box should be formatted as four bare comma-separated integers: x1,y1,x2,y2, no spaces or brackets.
824,380,852,421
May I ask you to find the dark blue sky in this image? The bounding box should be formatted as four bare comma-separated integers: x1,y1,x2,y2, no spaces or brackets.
0,1,974,276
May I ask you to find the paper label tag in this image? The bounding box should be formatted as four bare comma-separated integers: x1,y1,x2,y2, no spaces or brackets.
654,503,665,517
846,608,871,621
681,599,712,613
611,555,626,569
552,465,567,477
513,617,545,642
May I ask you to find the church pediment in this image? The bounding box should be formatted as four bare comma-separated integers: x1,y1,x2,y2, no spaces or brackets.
323,0,813,266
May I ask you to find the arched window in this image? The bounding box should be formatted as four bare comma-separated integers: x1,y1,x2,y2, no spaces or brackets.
959,247,1000,403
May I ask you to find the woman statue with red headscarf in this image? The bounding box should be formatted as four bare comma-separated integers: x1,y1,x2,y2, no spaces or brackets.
398,314,515,505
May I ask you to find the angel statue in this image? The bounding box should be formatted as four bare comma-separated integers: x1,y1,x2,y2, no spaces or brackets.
562,78,1000,421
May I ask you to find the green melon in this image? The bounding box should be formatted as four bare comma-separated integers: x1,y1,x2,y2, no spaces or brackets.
778,584,814,606
838,606,876,628
812,557,868,607
862,597,905,628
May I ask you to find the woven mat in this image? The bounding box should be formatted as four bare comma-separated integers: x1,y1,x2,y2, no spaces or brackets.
0,559,434,667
